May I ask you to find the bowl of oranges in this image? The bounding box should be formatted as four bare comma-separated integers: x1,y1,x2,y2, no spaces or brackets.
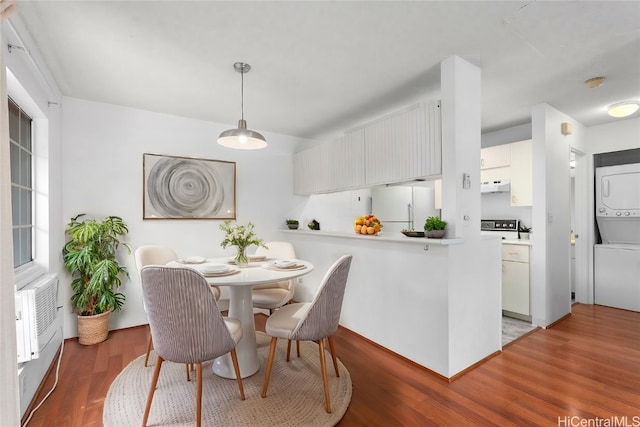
354,214,382,235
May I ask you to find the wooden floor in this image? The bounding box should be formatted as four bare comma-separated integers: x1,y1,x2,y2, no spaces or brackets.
23,303,640,427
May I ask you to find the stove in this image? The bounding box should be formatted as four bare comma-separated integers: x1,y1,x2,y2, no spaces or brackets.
481,219,520,240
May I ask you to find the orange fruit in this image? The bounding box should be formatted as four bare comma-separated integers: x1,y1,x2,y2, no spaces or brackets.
373,224,381,232
355,224,362,233
367,227,375,234
355,218,363,225
360,226,368,235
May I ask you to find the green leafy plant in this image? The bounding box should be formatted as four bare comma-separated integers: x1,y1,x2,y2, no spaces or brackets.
285,219,299,225
63,214,130,316
424,216,447,231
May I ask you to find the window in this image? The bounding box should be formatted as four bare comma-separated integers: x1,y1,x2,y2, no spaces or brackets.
9,97,34,269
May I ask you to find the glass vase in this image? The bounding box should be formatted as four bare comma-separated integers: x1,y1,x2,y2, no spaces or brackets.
235,247,249,267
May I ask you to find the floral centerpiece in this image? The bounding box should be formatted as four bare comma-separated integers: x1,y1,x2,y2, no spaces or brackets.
219,220,267,266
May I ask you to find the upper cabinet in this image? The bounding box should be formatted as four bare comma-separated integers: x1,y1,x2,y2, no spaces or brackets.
479,139,532,207
293,143,330,195
329,129,366,191
293,101,442,195
480,144,510,169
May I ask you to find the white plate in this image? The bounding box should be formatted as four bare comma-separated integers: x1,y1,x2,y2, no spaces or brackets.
274,259,296,268
181,256,206,264
201,264,231,274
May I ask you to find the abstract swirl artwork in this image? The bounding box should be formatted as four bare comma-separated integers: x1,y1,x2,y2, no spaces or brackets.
143,153,236,220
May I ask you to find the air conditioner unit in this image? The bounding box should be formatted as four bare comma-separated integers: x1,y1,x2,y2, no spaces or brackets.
16,274,59,363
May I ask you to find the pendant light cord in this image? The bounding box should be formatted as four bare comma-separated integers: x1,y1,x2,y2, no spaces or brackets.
240,65,244,121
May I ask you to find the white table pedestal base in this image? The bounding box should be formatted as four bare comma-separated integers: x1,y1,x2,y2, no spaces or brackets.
212,285,259,379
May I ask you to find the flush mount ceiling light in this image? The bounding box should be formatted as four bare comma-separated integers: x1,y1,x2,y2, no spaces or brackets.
217,62,267,150
607,101,640,118
584,76,605,89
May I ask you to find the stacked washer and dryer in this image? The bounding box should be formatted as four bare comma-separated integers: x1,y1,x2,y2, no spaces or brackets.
594,163,640,312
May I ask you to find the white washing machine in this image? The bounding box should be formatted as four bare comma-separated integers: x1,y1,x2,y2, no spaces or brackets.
594,163,640,312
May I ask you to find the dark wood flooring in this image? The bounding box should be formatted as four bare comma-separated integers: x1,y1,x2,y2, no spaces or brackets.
22,303,640,426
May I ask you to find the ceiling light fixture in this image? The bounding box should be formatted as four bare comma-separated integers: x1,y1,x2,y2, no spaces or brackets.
217,62,267,150
607,101,640,118
584,76,605,89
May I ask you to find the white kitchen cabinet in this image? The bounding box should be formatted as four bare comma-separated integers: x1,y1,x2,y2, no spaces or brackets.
509,139,532,206
364,103,425,185
502,244,530,316
480,144,510,170
328,129,365,191
293,143,329,195
293,101,441,194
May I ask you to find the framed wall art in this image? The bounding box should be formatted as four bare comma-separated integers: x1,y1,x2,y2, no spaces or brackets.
143,153,236,220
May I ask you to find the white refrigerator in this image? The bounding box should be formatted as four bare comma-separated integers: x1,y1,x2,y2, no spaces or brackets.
371,186,436,233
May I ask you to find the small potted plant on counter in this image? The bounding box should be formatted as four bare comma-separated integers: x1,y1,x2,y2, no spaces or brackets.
424,216,447,238
285,219,299,230
519,224,531,240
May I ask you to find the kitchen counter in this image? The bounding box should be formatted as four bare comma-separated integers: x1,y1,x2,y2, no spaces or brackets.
502,239,532,246
281,229,464,246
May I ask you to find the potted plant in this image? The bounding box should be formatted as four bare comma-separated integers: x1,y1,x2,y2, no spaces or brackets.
519,224,531,240
424,216,447,238
285,219,299,230
63,214,130,345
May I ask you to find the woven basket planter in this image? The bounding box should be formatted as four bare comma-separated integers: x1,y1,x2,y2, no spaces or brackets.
77,311,111,345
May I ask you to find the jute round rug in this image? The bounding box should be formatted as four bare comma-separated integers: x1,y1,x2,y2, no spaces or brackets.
103,332,352,427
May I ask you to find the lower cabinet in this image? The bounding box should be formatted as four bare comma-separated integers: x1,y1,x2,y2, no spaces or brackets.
502,244,530,317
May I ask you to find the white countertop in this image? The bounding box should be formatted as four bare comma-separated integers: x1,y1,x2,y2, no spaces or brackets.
281,229,465,245
502,239,532,246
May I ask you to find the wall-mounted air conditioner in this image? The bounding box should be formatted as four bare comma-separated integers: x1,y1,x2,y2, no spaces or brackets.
16,274,59,363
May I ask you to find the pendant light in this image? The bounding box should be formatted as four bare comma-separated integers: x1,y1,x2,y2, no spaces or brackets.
218,62,267,150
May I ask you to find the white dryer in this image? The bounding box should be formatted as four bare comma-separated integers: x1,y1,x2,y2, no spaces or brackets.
594,162,640,311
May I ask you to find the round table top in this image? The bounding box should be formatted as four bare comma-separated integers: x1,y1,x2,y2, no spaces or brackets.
168,257,314,286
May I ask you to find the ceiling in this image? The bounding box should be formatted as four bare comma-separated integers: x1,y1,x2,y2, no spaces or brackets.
9,1,640,141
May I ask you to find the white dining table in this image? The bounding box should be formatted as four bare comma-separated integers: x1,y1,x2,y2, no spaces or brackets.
169,257,314,379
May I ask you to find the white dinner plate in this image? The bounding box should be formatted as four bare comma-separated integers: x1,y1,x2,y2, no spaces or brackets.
180,256,206,264
274,259,296,268
201,264,231,274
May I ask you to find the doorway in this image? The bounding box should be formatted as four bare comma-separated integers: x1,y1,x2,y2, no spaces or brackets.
571,148,590,304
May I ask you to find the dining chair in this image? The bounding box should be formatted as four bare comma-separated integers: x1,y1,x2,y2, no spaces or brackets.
252,241,297,314
261,254,352,413
140,266,245,427
134,245,221,368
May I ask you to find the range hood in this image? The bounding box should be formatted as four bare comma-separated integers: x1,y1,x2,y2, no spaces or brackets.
481,179,510,193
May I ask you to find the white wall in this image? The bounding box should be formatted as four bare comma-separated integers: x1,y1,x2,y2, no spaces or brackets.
530,104,584,327
61,97,309,337
3,20,64,419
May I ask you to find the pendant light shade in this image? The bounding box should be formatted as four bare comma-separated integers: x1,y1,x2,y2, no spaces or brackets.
218,62,267,150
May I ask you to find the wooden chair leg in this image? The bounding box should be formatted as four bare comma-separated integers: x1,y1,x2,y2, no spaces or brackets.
261,337,278,398
142,356,163,426
318,339,332,413
296,340,300,357
230,349,245,400
286,340,292,362
144,328,153,367
185,364,191,381
327,335,340,377
195,363,202,427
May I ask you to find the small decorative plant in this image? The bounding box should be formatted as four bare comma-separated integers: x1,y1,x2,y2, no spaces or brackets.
220,220,267,265
285,219,299,230
424,216,447,231
424,216,447,238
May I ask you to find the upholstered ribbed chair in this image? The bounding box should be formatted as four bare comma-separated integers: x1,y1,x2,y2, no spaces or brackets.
252,242,297,314
140,266,245,427
261,254,352,413
134,245,221,368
